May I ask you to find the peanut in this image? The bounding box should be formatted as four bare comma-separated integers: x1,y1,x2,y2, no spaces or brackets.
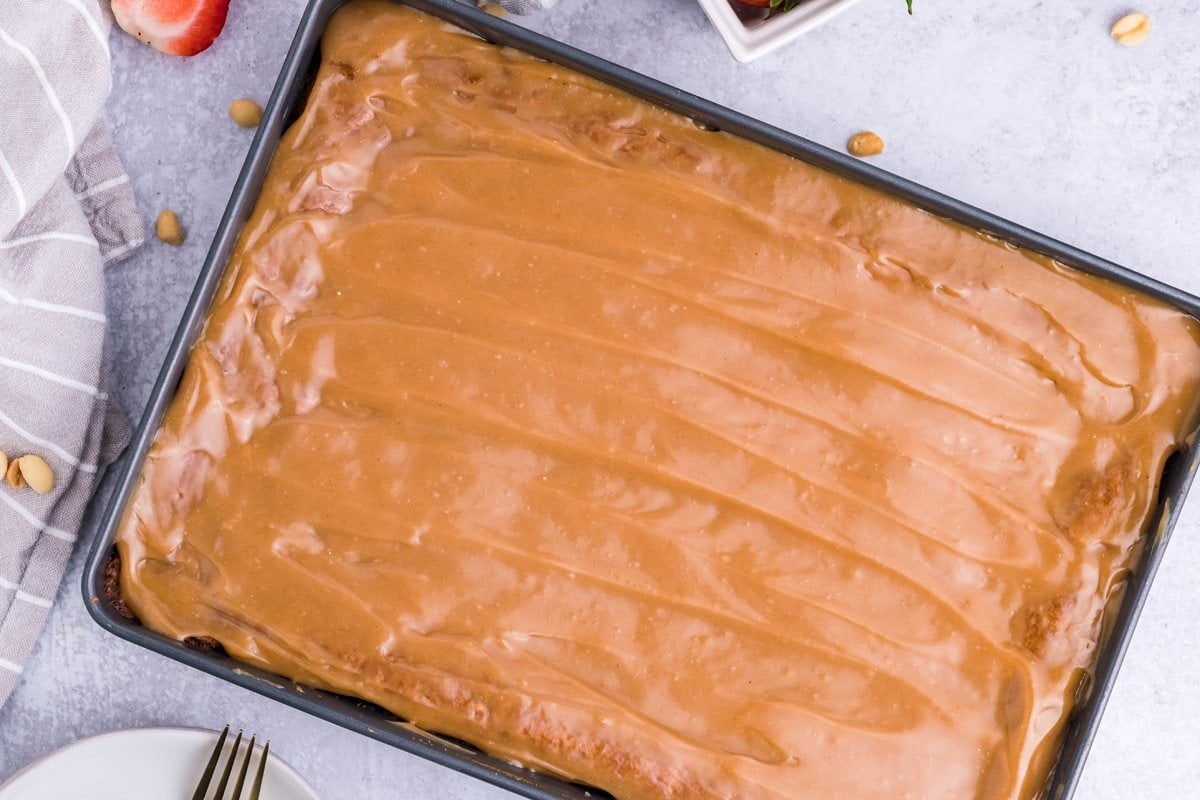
156,209,185,246
847,131,885,158
17,455,54,495
6,457,25,489
1110,13,1151,47
228,98,263,128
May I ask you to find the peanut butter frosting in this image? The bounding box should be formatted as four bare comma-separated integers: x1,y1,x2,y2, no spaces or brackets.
116,2,1200,798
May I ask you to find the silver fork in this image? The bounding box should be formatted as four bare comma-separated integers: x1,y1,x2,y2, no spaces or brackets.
191,725,270,800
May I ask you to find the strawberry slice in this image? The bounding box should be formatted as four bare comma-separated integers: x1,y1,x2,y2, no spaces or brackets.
111,0,230,57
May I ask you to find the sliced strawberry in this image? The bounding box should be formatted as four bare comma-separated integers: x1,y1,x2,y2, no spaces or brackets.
111,0,230,57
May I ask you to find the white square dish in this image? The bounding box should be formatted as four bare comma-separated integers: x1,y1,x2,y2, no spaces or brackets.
696,0,866,62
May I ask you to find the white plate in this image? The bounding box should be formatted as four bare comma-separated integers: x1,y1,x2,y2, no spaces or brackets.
0,727,320,800
696,0,866,62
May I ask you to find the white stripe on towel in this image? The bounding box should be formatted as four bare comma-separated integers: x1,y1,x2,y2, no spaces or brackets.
102,237,144,262
0,149,27,219
0,231,98,250
0,355,101,396
75,173,129,201
0,581,51,608
58,0,111,63
0,25,76,153
0,283,105,323
0,493,76,542
20,297,105,323
0,658,23,675
0,408,99,472
15,590,53,609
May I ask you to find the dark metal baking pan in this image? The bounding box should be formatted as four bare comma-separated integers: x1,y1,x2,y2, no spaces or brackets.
82,1,1200,799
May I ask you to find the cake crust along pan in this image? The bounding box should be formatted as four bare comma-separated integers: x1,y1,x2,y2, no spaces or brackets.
83,2,1200,799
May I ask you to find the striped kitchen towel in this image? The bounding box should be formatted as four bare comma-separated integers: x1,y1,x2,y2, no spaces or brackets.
0,0,141,704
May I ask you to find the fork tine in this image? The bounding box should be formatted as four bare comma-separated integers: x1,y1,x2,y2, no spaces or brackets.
247,741,269,800
210,730,244,800
230,735,257,800
191,725,230,800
